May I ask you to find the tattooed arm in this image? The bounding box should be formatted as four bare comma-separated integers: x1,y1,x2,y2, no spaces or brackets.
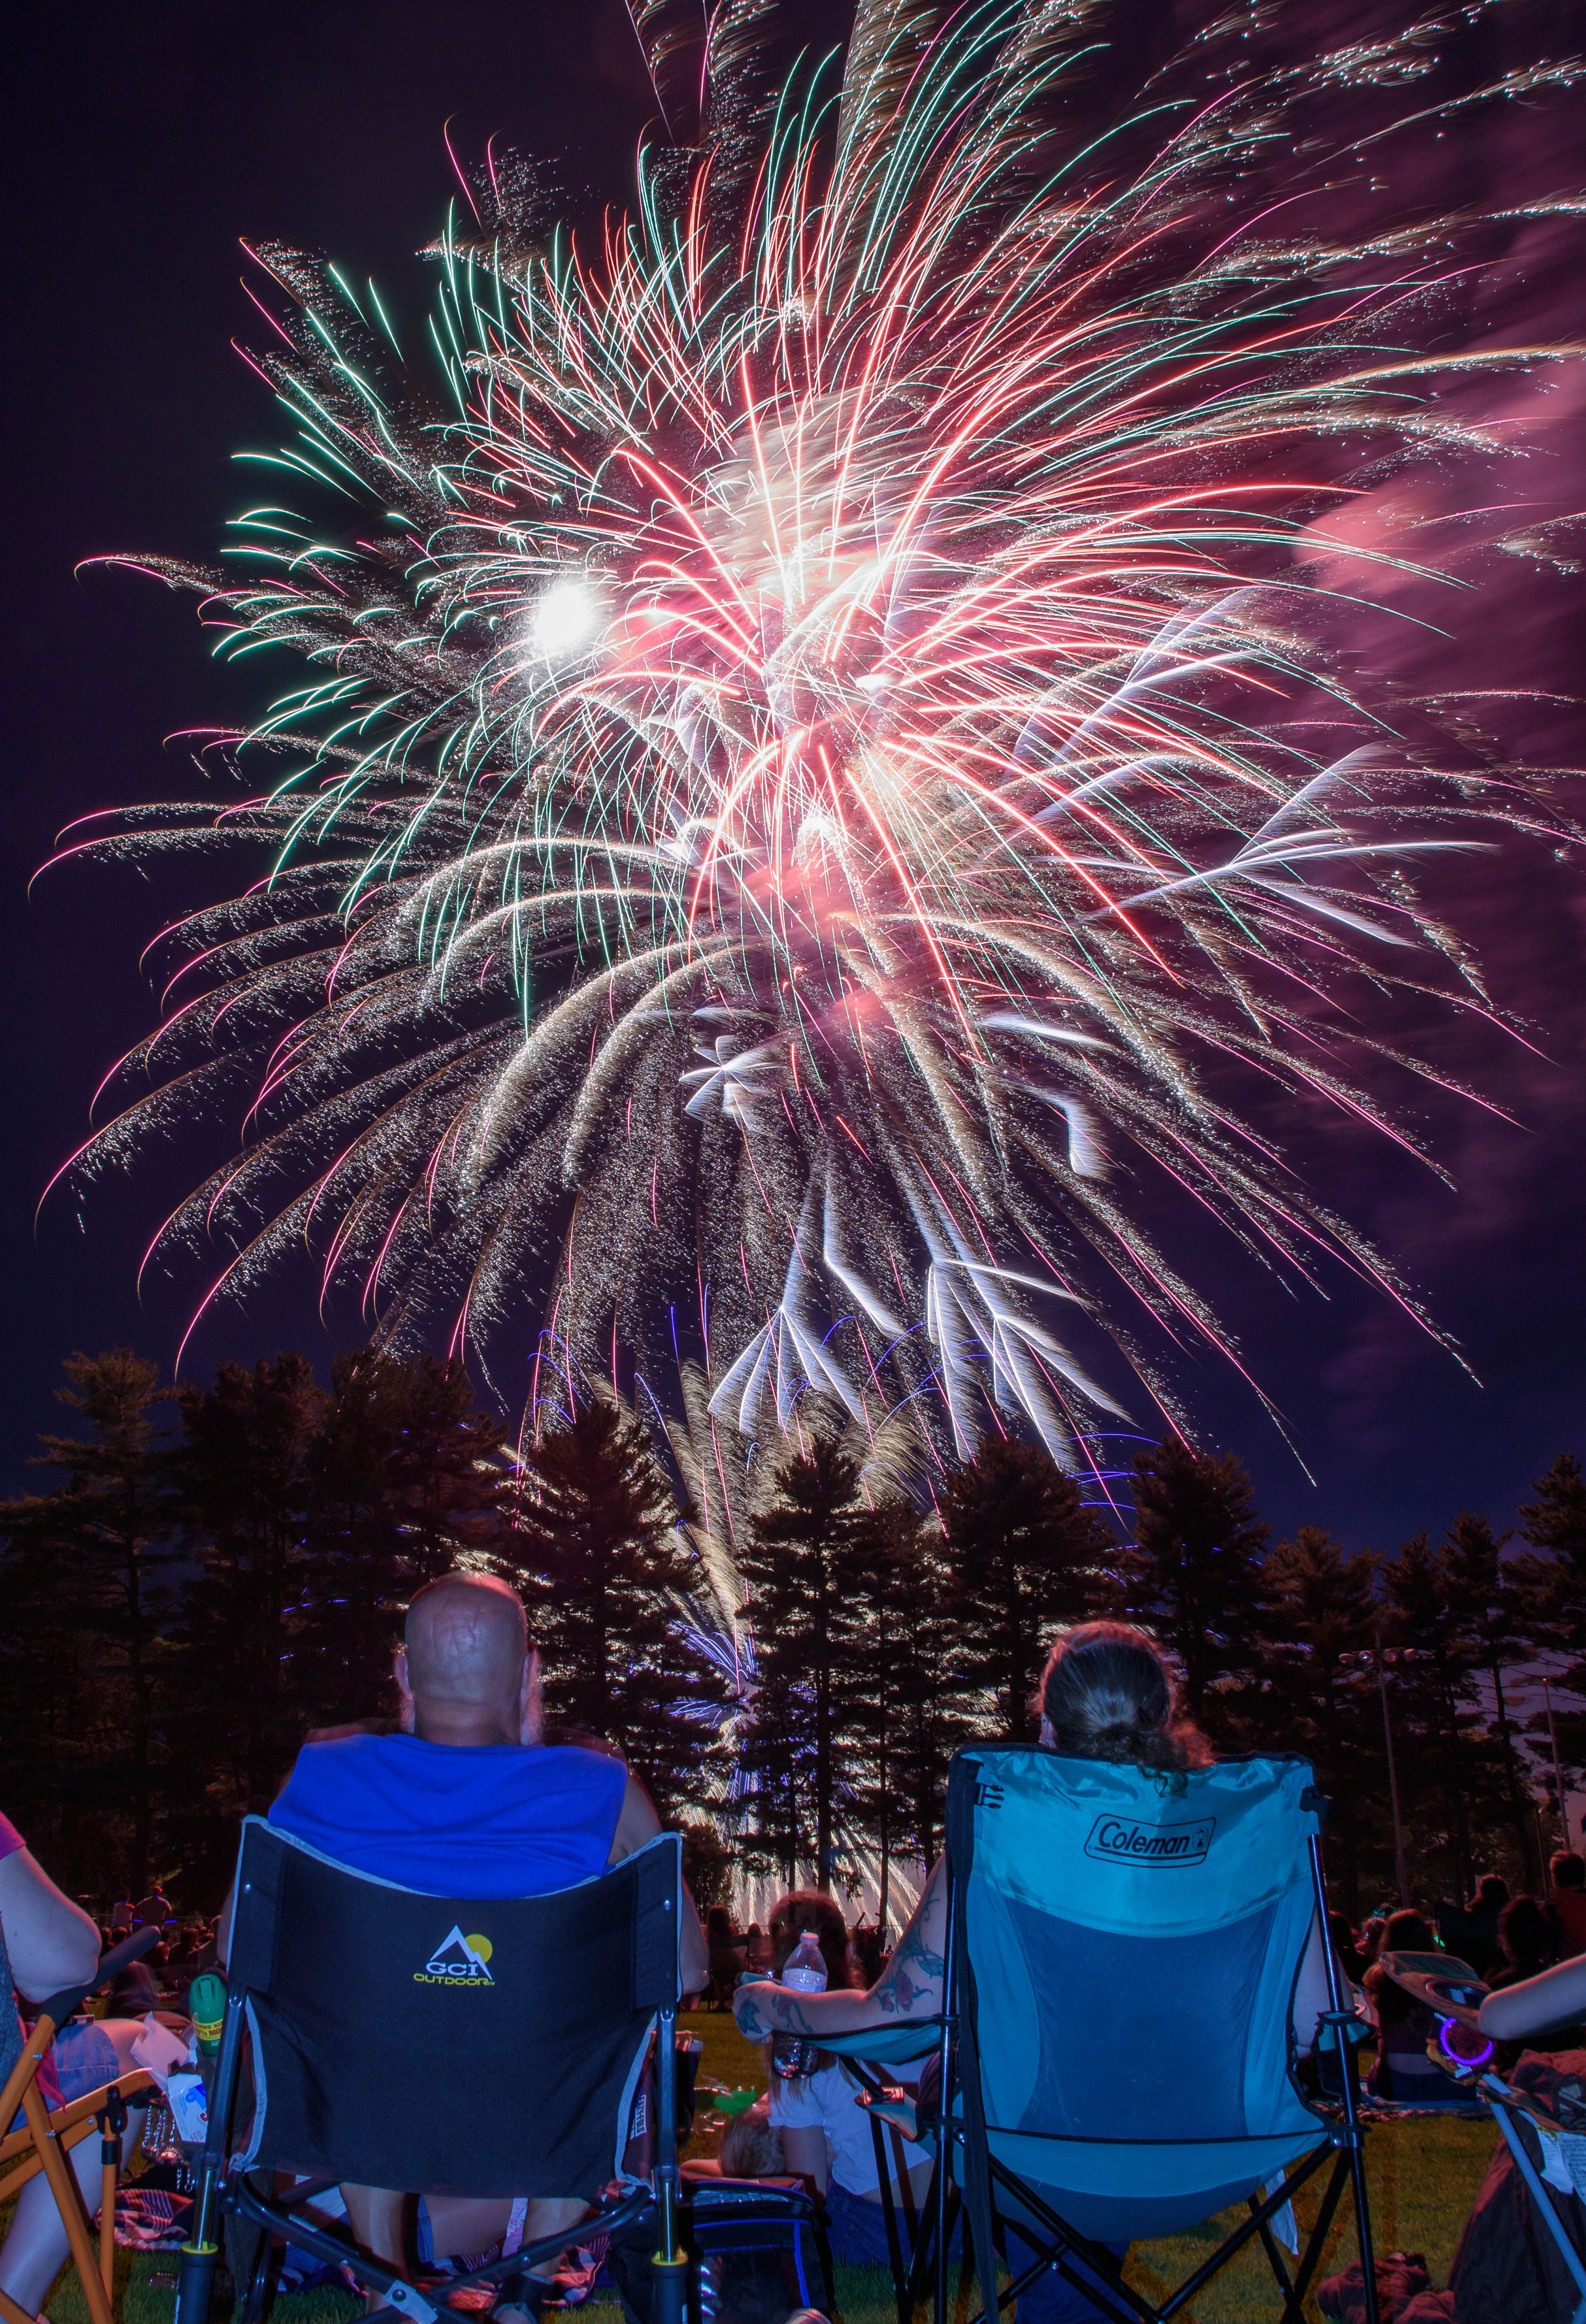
733,1861,948,2040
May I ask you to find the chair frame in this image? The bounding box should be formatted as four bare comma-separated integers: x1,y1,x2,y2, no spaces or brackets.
858,1755,1381,2324
1479,2070,1586,2324
0,1926,160,2324
174,1836,692,2324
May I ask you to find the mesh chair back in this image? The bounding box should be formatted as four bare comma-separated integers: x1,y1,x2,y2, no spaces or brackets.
951,1747,1326,2239
228,1816,681,2199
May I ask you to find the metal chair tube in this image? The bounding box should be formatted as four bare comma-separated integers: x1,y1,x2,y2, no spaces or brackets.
933,1860,959,2324
1308,1832,1378,2324
177,1980,249,2324
651,2005,688,2324
1481,2077,1586,2324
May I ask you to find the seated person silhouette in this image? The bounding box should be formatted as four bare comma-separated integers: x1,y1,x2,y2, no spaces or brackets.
231,1571,707,2310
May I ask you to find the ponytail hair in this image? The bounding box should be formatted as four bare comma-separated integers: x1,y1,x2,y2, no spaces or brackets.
1037,1621,1213,1772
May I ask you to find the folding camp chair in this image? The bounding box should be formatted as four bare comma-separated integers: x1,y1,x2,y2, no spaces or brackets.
173,1816,815,2324
0,1925,159,2324
1478,2071,1586,2322
824,1748,1379,2324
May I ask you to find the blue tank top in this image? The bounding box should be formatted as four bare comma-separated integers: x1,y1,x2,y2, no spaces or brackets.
268,1735,628,1896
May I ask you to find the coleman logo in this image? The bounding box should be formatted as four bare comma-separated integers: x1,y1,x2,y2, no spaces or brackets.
414,1927,495,1985
1084,1814,1214,1868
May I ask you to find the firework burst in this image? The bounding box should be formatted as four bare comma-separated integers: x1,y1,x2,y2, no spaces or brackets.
53,0,1581,1468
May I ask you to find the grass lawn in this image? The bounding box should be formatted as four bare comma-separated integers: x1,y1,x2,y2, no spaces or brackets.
17,2020,1497,2324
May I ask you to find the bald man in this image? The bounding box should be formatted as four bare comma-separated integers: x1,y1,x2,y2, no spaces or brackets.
253,1571,707,2307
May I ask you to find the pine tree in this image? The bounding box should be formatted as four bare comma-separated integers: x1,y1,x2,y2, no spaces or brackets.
939,1439,1116,1736
1118,1439,1268,1730
0,1352,177,1895
1515,1454,1586,1805
839,1506,971,1925
174,1353,323,1824
296,1347,512,1722
1518,1453,1586,1584
889,1530,974,1872
1440,1511,1541,1885
508,1391,716,1815
736,1435,868,1885
1381,1532,1483,1900
1259,1528,1382,1912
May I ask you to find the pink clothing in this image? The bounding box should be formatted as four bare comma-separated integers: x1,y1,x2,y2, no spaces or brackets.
0,1809,65,2111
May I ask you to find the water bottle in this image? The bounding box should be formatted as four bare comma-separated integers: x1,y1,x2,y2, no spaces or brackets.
770,1931,827,2080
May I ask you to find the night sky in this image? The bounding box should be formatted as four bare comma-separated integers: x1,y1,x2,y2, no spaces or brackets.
4,0,1582,1550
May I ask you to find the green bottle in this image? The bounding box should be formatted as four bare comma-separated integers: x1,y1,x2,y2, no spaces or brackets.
188,1972,227,2066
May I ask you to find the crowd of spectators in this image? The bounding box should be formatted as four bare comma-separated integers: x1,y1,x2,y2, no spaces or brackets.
1324,1855,1586,2097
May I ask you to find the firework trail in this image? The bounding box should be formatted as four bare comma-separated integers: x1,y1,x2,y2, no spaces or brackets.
51,0,1581,1468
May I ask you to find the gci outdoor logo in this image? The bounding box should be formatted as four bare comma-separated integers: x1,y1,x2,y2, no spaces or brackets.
1084,1814,1215,1868
414,1926,495,1986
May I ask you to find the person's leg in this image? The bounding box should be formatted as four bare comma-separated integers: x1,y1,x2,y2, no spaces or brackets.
499,2199,593,2315
346,2190,590,2318
0,2021,147,2319
341,2186,411,2314
421,2196,514,2259
342,2186,409,2269
821,2182,900,2270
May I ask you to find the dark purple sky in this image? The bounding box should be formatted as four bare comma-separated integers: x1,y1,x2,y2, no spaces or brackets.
3,0,1581,1549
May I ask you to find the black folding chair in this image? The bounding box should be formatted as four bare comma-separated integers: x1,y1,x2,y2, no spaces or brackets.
174,1816,704,2324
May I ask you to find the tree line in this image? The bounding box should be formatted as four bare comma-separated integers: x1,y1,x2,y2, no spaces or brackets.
1,1345,1582,1920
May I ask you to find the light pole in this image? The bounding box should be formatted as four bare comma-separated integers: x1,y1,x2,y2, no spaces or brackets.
1544,1675,1572,1855
1375,1640,1409,1908
1342,1639,1429,1908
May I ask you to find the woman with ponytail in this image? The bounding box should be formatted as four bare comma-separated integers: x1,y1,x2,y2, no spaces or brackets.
1034,1621,1214,1772
735,1620,1330,2321
735,1621,1224,2060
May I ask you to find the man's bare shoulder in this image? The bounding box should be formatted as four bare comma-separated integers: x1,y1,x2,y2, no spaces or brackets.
606,1770,663,1865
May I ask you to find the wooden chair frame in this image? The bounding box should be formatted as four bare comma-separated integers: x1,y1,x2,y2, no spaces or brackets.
0,1927,160,2324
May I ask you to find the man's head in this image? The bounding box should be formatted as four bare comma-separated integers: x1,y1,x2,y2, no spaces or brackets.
395,1572,540,1747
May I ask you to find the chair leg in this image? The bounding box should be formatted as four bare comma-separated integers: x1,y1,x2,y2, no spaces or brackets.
97,2085,131,2308
98,2126,116,2305
1247,2195,1296,2314
869,2112,911,2324
241,2228,282,2324
1342,2129,1378,2324
651,2008,687,2324
1282,2152,1350,2324
18,2080,114,2324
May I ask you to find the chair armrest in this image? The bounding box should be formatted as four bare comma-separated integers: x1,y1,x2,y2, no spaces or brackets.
817,2019,944,2067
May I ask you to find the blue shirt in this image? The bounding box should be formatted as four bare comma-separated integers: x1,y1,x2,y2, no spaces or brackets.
268,1734,629,1897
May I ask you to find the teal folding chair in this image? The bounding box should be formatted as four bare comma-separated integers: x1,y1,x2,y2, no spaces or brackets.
824,1746,1378,2324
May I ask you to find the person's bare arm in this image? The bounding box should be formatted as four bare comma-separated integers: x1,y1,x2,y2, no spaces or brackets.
1290,1917,1335,2054
779,2126,829,2194
733,1861,948,2042
1479,1954,1586,2040
606,1771,710,1995
0,1846,101,1999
